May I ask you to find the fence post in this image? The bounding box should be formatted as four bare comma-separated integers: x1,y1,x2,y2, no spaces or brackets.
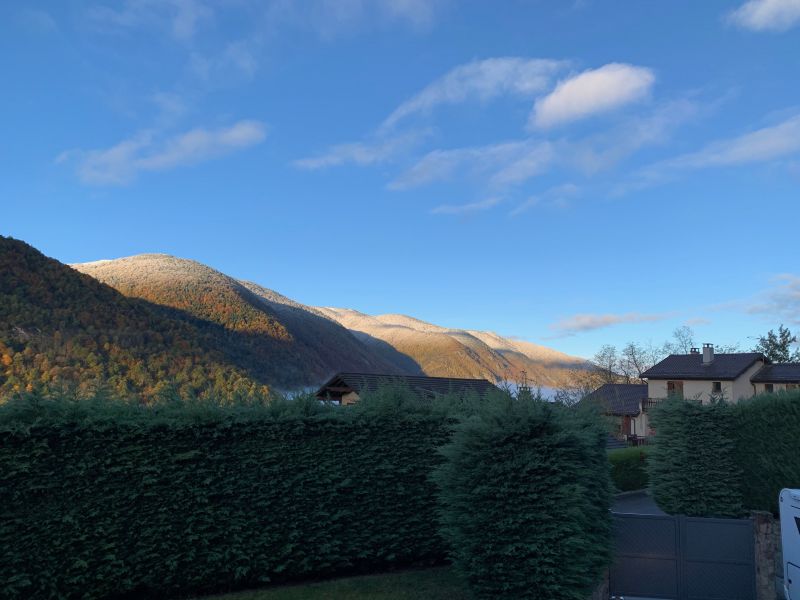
588,569,609,600
752,511,782,600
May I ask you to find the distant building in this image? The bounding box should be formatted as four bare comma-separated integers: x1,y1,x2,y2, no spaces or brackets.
579,383,648,442
586,344,800,445
641,344,766,404
315,372,498,405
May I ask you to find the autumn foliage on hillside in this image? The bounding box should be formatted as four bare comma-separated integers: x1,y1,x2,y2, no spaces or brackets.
0,237,272,402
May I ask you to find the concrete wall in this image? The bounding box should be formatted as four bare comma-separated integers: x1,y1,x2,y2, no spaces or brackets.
753,511,783,600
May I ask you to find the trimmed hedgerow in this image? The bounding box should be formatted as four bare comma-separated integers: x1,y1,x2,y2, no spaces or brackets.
0,389,459,600
732,390,800,514
432,397,612,600
647,391,800,517
608,446,649,492
647,399,743,517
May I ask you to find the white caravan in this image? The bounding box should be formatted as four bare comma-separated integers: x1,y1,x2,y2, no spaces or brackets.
781,489,800,600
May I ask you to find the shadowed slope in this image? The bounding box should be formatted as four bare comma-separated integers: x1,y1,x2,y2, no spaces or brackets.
0,237,271,401
73,255,398,386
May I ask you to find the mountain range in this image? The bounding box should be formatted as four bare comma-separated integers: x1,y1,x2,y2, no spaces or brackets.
0,236,588,401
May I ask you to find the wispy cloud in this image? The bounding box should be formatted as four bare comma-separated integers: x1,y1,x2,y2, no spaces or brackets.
18,8,58,32
727,0,800,32
619,112,800,193
285,0,448,39
430,197,502,215
566,98,699,174
530,63,655,129
293,131,427,170
550,311,670,334
58,120,267,185
745,274,800,324
509,183,580,216
389,140,554,190
382,57,566,130
665,113,800,168
88,0,212,41
392,99,698,194
189,40,260,81
685,317,712,326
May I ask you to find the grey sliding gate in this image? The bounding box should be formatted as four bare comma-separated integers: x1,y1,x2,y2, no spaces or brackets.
609,512,756,600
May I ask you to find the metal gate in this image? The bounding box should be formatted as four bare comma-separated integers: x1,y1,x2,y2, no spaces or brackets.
609,512,756,600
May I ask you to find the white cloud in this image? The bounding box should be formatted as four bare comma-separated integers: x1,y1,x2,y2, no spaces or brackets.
566,98,699,174
300,0,447,38
88,0,212,41
382,57,566,130
550,311,669,334
19,8,58,32
685,317,712,326
189,40,260,82
616,111,800,195
666,113,800,168
728,0,800,32
390,100,696,193
293,131,427,169
389,140,553,190
530,63,655,129
745,274,800,324
430,197,502,215
59,120,267,185
509,183,580,216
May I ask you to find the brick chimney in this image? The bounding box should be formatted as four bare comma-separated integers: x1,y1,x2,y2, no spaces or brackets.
702,343,714,365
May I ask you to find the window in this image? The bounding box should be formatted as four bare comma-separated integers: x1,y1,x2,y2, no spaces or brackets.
667,380,684,399
788,384,798,391
765,383,774,393
712,381,722,394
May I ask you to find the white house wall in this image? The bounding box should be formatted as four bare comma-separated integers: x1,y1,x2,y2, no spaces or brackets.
646,360,765,403
753,382,800,394
732,361,766,401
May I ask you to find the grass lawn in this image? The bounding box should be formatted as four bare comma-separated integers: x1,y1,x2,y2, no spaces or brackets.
202,567,471,600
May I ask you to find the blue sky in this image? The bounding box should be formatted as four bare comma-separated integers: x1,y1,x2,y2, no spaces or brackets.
2,0,800,358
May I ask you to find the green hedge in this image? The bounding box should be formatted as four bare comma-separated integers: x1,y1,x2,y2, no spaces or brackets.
433,398,612,600
608,446,649,492
648,390,800,517
733,391,800,514
648,399,743,517
0,391,455,599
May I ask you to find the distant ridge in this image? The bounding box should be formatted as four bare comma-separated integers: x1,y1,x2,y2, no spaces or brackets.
72,254,397,387
314,308,588,387
68,251,589,391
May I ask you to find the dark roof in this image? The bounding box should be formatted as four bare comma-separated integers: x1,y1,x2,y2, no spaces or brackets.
751,364,800,383
580,384,646,416
641,353,764,381
315,372,498,400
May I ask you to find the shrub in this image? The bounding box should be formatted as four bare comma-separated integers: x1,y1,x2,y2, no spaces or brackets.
608,446,649,492
433,397,612,600
0,389,453,599
647,399,743,517
732,390,800,514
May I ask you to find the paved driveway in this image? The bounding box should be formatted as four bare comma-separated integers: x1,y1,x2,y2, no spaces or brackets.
612,490,666,515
